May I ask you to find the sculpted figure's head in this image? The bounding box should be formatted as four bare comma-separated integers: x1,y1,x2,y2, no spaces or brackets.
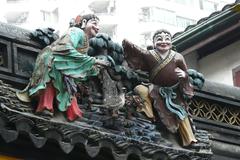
74,14,100,38
153,29,172,53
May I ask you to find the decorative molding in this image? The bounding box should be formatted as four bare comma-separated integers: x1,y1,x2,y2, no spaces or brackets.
190,98,240,126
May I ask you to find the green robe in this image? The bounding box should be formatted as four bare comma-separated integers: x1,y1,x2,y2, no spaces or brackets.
25,27,98,112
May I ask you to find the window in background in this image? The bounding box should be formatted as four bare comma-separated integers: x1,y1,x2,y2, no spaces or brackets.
176,16,196,28
41,10,51,22
52,8,59,24
139,7,176,25
175,0,194,5
151,7,176,25
5,11,29,24
140,32,152,49
139,7,151,22
41,8,59,23
100,24,117,39
199,0,218,12
88,0,116,15
7,0,25,3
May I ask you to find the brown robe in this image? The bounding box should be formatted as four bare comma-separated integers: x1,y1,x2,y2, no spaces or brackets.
123,39,197,146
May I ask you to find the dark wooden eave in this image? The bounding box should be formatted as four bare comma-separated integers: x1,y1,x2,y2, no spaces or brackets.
0,81,212,160
172,1,240,58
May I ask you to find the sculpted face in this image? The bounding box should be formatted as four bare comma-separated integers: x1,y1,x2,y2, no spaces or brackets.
153,32,172,53
83,18,100,38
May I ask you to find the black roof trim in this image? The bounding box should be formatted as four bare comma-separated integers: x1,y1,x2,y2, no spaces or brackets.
0,81,212,160
173,0,240,39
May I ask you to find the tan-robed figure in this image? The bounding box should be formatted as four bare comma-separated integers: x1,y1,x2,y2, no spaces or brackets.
122,29,197,147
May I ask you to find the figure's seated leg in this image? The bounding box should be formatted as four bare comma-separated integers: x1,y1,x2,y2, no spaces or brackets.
36,83,55,115
178,117,197,147
134,84,154,119
67,97,83,121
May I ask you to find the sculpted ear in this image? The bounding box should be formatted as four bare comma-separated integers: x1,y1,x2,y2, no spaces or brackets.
81,19,87,29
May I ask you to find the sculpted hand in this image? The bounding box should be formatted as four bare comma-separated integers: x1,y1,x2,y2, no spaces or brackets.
95,59,111,67
122,39,127,46
175,67,186,79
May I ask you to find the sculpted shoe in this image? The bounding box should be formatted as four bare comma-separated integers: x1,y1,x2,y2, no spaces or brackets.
183,142,204,150
36,110,54,118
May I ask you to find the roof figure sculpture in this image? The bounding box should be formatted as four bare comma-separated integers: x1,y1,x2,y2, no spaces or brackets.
0,21,212,160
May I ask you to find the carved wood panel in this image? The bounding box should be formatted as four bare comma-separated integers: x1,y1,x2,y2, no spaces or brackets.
13,43,39,78
0,39,11,73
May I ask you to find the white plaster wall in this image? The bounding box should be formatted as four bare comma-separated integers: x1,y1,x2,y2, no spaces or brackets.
184,51,199,70
198,40,240,86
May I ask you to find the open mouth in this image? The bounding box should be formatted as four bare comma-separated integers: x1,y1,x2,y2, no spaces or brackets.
94,29,98,34
156,43,169,48
92,26,99,34
160,44,168,47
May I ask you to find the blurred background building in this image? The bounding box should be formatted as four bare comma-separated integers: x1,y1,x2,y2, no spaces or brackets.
0,0,238,86
0,0,235,47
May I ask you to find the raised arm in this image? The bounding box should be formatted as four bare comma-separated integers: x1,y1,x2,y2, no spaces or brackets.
122,39,148,71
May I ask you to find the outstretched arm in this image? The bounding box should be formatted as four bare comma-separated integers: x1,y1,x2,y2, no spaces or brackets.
122,39,148,71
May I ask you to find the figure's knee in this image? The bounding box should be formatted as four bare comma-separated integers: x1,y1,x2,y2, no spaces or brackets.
134,84,149,97
134,84,154,119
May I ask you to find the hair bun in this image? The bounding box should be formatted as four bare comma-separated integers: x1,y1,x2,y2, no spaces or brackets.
75,15,82,26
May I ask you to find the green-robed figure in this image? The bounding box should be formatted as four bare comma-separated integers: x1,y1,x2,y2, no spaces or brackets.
17,14,109,121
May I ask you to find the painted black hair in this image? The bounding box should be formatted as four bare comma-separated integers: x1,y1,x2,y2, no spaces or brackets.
74,14,99,28
152,29,172,41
